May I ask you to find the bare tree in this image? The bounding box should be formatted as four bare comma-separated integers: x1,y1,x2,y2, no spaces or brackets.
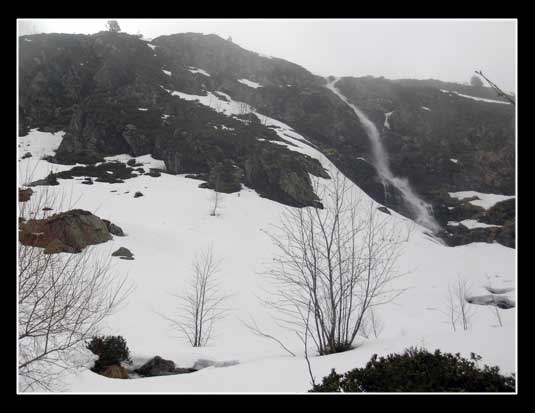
105,20,121,33
18,177,132,392
262,172,408,355
442,276,475,332
160,246,229,347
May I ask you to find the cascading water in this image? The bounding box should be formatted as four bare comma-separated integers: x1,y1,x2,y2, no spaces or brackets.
326,77,440,232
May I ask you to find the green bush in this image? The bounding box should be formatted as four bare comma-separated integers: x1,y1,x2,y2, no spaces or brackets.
310,347,515,392
86,335,131,373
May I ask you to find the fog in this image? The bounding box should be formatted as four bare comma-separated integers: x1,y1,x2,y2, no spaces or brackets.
17,19,517,91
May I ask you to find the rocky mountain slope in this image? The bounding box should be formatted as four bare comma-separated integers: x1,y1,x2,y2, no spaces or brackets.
18,31,515,247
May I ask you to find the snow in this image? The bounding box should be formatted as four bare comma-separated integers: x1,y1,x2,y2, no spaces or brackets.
161,114,171,120
384,111,393,129
237,78,263,89
162,70,172,76
448,220,501,230
138,108,148,111
24,38,32,42
19,106,516,393
440,90,510,105
450,158,458,164
187,67,211,77
147,44,157,50
449,191,515,210
421,106,431,111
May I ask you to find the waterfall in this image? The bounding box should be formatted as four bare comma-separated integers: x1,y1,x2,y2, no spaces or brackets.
326,78,439,232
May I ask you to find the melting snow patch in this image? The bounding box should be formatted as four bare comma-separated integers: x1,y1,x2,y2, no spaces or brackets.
24,38,32,42
161,114,171,120
187,67,211,77
237,79,262,89
449,191,515,210
450,158,458,164
384,111,394,129
147,44,157,50
162,70,172,76
138,108,148,111
440,90,510,105
449,220,502,230
421,106,431,111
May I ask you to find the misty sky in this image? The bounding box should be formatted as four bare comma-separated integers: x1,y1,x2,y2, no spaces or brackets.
17,19,517,91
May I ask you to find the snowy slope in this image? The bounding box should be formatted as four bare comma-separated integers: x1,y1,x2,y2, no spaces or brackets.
18,93,516,392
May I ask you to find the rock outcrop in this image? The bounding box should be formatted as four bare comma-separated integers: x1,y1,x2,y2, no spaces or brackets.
19,209,112,253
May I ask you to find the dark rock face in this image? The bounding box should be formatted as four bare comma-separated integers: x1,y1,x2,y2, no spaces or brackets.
134,191,144,198
377,206,391,215
333,76,515,212
19,209,112,253
244,146,327,208
54,161,137,184
440,222,514,249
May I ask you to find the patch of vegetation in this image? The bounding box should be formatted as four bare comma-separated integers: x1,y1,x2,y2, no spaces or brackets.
86,335,131,373
310,347,515,392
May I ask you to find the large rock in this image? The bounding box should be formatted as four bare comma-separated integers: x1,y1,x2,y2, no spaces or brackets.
19,209,112,253
135,356,176,377
112,247,133,259
101,364,129,379
19,187,33,202
103,219,125,236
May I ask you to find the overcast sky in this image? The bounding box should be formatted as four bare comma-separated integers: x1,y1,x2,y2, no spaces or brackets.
18,19,517,91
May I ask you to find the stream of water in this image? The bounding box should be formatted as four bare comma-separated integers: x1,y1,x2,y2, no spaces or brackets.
326,78,439,232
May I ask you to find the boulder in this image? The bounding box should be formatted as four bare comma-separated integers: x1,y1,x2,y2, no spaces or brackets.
135,356,176,377
112,247,133,259
101,364,129,379
22,152,32,159
19,209,112,253
29,172,59,187
134,191,144,198
19,187,33,202
103,219,125,236
208,160,242,193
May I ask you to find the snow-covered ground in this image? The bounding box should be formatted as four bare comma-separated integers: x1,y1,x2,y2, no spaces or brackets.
237,78,263,89
186,67,211,77
440,89,510,105
449,191,515,210
18,95,516,392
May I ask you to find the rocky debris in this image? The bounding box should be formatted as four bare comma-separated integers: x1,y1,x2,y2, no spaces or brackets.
19,188,33,202
145,169,162,177
54,162,137,184
127,159,143,167
111,247,133,259
19,209,112,253
479,198,515,226
42,207,53,211
192,359,239,370
101,364,129,379
440,221,515,249
377,206,391,215
103,220,125,236
29,172,59,187
134,191,144,198
21,152,32,159
81,177,94,185
465,294,515,309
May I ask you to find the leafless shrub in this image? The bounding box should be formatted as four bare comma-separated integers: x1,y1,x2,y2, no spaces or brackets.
159,246,230,347
262,172,408,355
18,172,133,392
442,275,475,332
